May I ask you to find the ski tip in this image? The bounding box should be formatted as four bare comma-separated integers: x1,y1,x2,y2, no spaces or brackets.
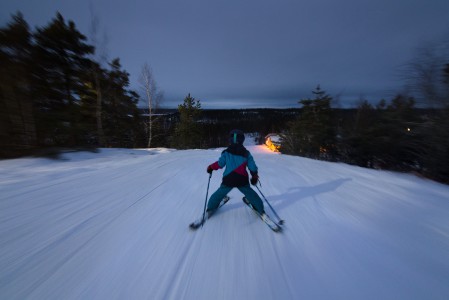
279,220,285,225
271,223,283,232
189,223,200,230
189,217,206,230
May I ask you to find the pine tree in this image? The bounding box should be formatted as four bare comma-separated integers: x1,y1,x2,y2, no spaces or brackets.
282,85,335,159
416,64,449,182
32,12,94,146
79,60,107,146
0,12,37,156
172,93,202,149
340,100,377,166
101,58,142,147
342,95,424,170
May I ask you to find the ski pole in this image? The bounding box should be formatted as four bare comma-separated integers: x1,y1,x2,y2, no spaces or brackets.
201,172,212,227
255,183,284,225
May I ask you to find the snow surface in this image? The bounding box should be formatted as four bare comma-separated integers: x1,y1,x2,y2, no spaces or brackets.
1,143,449,300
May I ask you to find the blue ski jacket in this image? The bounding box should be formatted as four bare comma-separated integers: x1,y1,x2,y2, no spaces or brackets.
209,144,258,187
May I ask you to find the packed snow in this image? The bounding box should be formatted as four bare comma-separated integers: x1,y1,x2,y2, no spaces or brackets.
1,141,449,299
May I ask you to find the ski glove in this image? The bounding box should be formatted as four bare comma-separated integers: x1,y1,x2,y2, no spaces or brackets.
250,173,259,185
207,165,214,174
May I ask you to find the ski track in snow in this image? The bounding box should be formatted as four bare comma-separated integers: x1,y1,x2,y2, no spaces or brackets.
1,145,449,299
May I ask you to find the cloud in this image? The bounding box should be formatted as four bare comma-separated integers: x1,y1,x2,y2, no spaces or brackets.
3,0,449,108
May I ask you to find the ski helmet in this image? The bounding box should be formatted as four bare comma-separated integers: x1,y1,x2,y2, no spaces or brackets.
229,129,245,145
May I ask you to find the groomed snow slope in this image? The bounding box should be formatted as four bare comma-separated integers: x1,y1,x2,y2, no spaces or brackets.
1,145,449,300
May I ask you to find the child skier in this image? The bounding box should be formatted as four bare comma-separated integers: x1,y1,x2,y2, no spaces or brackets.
206,129,265,217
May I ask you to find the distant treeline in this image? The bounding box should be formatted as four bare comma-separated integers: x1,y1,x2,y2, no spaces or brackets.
278,86,449,184
164,87,449,184
145,100,449,186
137,107,301,149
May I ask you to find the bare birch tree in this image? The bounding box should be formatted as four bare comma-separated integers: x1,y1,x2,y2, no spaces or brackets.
140,63,163,148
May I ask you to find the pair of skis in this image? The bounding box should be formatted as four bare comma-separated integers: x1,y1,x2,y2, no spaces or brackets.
189,196,283,232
